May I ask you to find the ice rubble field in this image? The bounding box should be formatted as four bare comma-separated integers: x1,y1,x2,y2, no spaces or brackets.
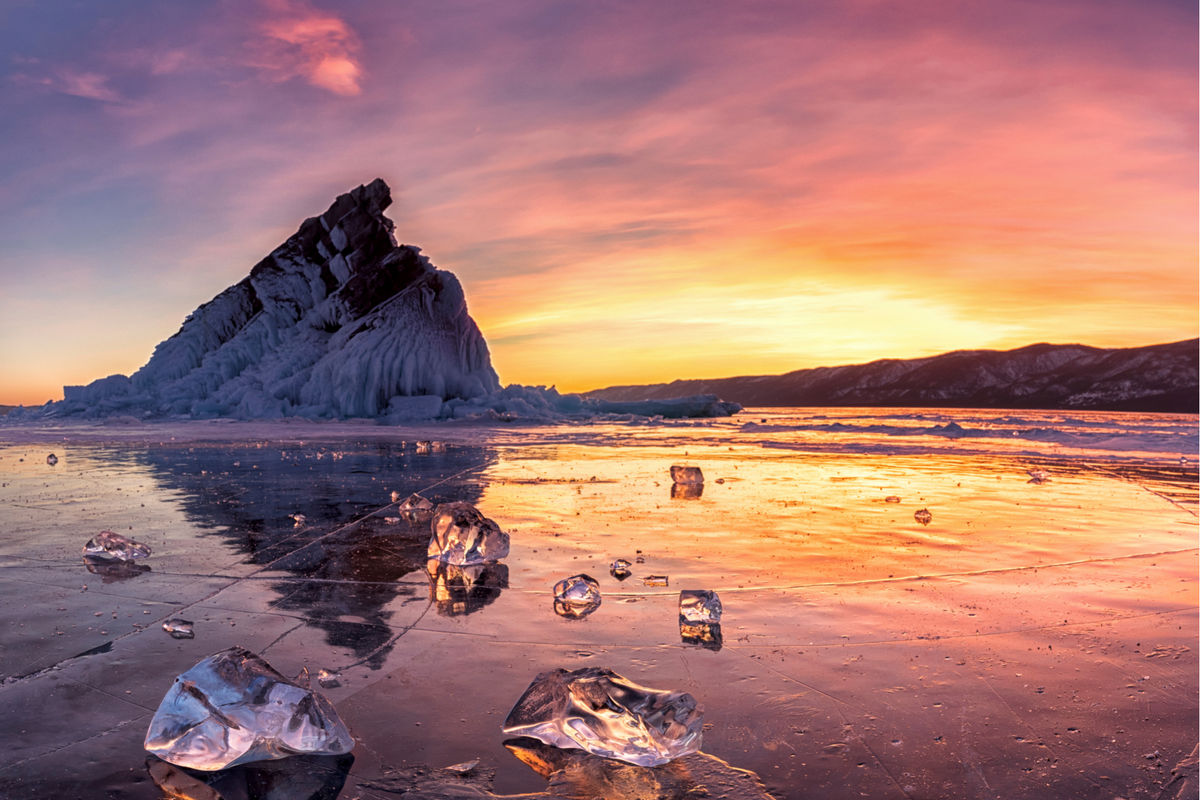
0,408,1196,799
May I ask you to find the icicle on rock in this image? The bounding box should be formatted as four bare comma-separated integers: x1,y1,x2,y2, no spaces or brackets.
144,646,354,770
913,508,933,525
502,667,703,767
82,530,152,562
162,619,195,639
679,590,722,624
427,502,509,565
46,453,58,466
553,574,601,619
610,558,632,580
669,465,704,485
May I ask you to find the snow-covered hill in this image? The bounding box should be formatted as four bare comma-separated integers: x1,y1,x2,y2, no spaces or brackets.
587,340,1199,413
12,179,738,423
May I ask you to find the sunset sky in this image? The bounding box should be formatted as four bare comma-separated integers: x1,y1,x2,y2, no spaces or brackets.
0,0,1195,405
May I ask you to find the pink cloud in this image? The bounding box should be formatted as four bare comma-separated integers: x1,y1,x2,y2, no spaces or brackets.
56,69,123,102
253,0,363,95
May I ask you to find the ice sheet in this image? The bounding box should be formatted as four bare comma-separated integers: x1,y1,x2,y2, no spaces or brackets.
0,407,1195,799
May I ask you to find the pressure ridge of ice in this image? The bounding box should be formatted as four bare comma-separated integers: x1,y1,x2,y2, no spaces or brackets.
144,647,354,770
502,667,703,766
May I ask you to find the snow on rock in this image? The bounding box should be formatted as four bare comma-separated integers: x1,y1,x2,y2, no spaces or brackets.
11,178,739,423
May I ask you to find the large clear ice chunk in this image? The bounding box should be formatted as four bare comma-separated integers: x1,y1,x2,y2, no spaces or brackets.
502,667,703,766
553,574,601,619
144,646,354,770
82,530,152,562
427,502,509,565
669,465,704,485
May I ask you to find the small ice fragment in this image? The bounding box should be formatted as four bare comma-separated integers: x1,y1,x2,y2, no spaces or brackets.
669,465,704,485
428,502,510,565
82,530,152,562
390,490,401,503
885,495,901,503
671,483,704,500
163,619,195,639
714,477,725,484
383,516,401,525
399,493,435,514
431,441,447,453
553,574,601,618
317,669,341,688
415,441,432,454
46,453,58,466
502,667,703,766
445,758,480,775
680,621,723,651
290,513,306,527
610,558,632,580
679,590,722,624
643,575,669,587
1026,469,1051,484
635,555,646,563
144,646,354,770
913,508,933,525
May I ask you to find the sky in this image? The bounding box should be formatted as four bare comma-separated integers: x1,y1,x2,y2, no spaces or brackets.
0,0,1195,405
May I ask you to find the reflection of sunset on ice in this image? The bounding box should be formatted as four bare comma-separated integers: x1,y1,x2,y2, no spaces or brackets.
0,409,1194,797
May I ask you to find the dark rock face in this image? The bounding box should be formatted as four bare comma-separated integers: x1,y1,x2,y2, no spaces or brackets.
57,179,501,419
587,340,1199,413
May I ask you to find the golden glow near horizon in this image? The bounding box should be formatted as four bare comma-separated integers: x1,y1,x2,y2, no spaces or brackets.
0,1,1195,405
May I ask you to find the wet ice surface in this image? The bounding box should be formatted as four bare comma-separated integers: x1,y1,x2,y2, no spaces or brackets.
0,407,1196,799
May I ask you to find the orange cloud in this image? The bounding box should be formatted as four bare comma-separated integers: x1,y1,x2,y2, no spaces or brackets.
255,0,363,95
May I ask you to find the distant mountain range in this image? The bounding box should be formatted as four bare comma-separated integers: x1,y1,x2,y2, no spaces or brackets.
586,339,1199,413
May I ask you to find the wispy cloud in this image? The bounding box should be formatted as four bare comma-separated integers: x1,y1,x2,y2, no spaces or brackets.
252,0,363,95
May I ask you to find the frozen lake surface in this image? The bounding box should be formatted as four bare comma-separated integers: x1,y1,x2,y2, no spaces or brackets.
0,408,1196,799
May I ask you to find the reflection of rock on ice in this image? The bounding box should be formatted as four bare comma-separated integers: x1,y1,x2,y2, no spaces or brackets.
84,559,151,582
147,753,355,800
425,560,509,616
680,622,723,651
671,483,704,500
504,738,776,800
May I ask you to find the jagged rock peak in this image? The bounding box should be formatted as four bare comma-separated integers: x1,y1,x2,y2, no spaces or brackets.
55,178,502,420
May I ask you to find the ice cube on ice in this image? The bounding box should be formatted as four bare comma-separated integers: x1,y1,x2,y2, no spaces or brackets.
502,667,703,766
144,647,353,770
428,502,509,565
82,530,152,562
679,589,722,624
553,574,601,618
